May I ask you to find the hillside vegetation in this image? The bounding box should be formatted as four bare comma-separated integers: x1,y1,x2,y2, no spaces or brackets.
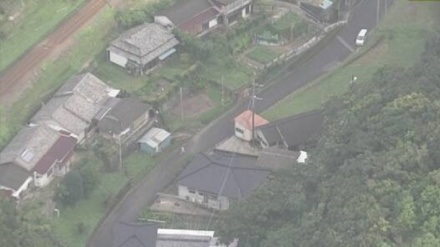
217,37,440,247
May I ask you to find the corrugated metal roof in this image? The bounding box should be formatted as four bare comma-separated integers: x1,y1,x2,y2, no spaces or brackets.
138,128,171,149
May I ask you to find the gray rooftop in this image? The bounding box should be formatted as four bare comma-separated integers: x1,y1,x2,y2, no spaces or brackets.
31,73,117,138
0,125,60,171
108,23,179,66
0,163,31,191
255,147,300,171
98,97,151,135
158,0,213,25
112,222,159,247
177,151,269,199
258,110,324,149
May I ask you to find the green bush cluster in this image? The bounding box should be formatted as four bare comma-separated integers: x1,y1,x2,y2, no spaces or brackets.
115,0,176,30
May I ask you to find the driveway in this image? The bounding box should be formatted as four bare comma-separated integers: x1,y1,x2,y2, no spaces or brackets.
88,1,393,246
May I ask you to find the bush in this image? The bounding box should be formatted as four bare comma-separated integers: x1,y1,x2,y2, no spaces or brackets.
115,0,176,29
115,9,150,30
56,170,84,206
293,21,309,38
76,222,87,235
55,159,101,206
0,30,6,40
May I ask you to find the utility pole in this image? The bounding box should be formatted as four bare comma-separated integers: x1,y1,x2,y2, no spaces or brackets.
221,76,224,105
250,82,263,142
180,86,184,122
119,135,122,174
251,82,255,142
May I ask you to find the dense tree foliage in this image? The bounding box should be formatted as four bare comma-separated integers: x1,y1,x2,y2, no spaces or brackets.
0,198,61,247
115,0,176,30
55,158,100,206
217,38,440,246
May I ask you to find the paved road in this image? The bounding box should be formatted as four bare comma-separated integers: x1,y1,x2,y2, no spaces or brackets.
89,0,393,246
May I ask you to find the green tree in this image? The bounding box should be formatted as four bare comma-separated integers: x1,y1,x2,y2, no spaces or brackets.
216,37,440,247
56,170,84,206
78,159,100,199
0,198,60,247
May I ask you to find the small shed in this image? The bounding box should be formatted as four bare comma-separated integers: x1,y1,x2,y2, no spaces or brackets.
138,128,172,154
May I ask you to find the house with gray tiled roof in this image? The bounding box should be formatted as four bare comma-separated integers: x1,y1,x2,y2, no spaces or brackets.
255,110,324,150
31,73,119,142
0,163,32,199
176,150,269,210
108,23,179,75
97,97,153,142
0,125,77,197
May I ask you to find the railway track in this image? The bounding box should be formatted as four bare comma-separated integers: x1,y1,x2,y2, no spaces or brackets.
0,0,107,95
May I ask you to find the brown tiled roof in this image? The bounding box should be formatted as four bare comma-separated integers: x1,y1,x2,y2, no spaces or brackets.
33,134,77,174
178,7,219,32
234,110,269,130
158,0,213,25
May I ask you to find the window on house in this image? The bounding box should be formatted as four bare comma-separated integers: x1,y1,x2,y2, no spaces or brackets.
189,190,196,194
235,128,244,134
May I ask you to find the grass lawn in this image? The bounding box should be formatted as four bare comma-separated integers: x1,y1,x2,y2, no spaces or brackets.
51,150,156,247
198,85,234,125
262,0,438,120
0,0,86,73
93,51,146,92
125,151,157,183
247,46,281,64
200,55,255,91
0,7,116,149
272,12,299,31
156,53,195,82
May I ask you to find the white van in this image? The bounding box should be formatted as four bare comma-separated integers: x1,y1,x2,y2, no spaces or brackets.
356,29,368,46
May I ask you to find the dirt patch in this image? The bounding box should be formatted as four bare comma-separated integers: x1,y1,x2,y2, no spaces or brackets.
171,92,214,118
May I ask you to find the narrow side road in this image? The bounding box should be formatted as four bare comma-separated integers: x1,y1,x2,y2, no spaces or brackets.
89,1,393,246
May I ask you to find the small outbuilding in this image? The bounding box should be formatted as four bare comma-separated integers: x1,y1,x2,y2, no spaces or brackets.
234,110,269,142
138,128,172,155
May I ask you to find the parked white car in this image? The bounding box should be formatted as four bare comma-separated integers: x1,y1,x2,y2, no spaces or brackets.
356,29,368,46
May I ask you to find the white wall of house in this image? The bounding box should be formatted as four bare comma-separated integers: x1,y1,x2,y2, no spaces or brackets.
34,166,55,188
208,18,218,28
241,7,247,18
234,122,252,142
109,51,128,68
178,185,230,210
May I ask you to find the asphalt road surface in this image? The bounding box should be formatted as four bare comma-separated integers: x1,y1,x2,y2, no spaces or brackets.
89,0,393,246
